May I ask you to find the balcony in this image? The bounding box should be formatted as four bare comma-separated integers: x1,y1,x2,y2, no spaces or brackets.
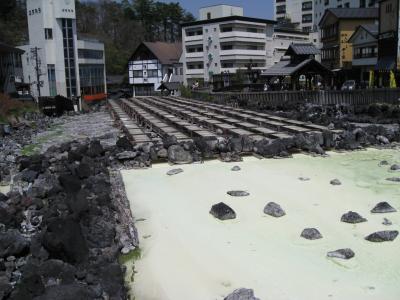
186,69,204,75
186,52,204,59
184,35,203,42
220,49,266,57
219,31,266,40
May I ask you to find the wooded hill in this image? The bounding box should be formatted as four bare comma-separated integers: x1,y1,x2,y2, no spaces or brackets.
0,0,195,76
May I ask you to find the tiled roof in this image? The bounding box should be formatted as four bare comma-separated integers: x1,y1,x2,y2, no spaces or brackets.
328,8,379,19
361,24,379,36
262,58,331,77
285,43,320,56
143,42,182,65
0,42,24,54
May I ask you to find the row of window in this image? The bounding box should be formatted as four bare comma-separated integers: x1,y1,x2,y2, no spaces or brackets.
321,23,338,39
321,48,339,60
78,49,104,60
315,0,375,7
79,64,105,97
186,25,265,36
132,70,159,78
354,46,377,59
302,14,313,23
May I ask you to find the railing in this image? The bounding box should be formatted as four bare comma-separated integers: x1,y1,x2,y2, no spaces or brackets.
191,89,400,109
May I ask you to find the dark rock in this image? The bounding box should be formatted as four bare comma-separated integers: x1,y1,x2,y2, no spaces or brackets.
90,263,125,297
224,288,260,300
382,218,392,226
301,228,323,240
66,189,89,215
58,175,81,194
210,202,236,220
157,148,168,159
254,139,287,157
33,283,95,300
264,202,286,217
365,230,398,242
76,163,91,179
377,135,389,144
330,179,342,185
231,166,241,171
0,278,12,300
0,192,8,202
0,229,30,258
87,140,104,157
116,151,137,161
116,136,132,150
167,168,183,176
38,259,76,285
21,170,38,183
390,164,400,171
42,218,89,263
379,160,389,166
227,191,249,197
386,177,400,182
84,217,115,249
327,248,355,260
341,211,367,224
298,177,310,181
167,145,193,164
162,136,178,148
371,202,397,213
220,152,242,162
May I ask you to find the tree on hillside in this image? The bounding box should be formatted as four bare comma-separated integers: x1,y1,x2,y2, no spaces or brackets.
0,0,27,45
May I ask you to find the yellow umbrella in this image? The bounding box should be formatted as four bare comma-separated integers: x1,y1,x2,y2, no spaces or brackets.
390,70,397,88
368,70,374,88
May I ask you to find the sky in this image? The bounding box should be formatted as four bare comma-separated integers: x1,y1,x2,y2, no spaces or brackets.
158,0,274,20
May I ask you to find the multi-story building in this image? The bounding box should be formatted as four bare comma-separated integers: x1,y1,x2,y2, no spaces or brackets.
348,24,378,83
128,41,183,96
0,42,24,95
314,0,378,30
274,0,315,32
376,0,399,84
319,8,378,72
19,0,107,101
269,27,311,65
181,5,275,86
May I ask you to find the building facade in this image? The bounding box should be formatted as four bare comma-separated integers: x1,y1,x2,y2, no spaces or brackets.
19,0,107,101
181,5,275,86
274,0,315,32
319,8,378,71
0,42,24,95
128,42,182,96
348,24,378,83
270,27,311,65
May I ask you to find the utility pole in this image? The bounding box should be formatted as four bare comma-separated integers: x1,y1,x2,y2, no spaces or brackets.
30,47,43,98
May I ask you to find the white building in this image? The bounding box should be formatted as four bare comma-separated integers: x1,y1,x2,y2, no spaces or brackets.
19,0,107,101
269,27,311,65
314,0,378,31
274,0,314,32
181,5,275,86
128,42,183,96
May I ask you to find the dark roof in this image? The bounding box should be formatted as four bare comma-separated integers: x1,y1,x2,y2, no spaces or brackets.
285,43,320,56
142,42,182,65
261,59,331,77
0,42,24,54
182,15,276,27
375,57,396,71
158,82,182,91
348,24,379,42
274,27,309,35
319,8,378,26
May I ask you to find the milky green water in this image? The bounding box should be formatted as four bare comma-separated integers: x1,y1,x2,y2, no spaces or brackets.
122,148,400,300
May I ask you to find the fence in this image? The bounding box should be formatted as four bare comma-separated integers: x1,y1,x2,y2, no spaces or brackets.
191,88,400,109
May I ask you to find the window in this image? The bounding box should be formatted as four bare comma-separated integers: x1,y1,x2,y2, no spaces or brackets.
79,64,105,96
205,28,208,33
147,70,158,77
207,12,211,19
303,26,312,32
302,1,313,11
47,64,56,96
45,28,53,40
62,19,77,98
215,63,218,67
78,49,104,59
324,0,329,5
360,0,366,7
133,70,143,77
302,14,313,23
214,28,217,32
214,45,217,49
344,2,350,7
276,5,286,14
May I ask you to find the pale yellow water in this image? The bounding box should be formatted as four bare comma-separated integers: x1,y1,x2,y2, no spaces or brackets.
0,185,10,194
122,149,400,300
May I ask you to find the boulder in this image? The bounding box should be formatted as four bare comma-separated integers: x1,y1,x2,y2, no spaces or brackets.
58,175,82,194
377,135,390,144
390,164,400,171
220,152,242,162
227,191,249,197
379,160,389,166
0,192,8,202
210,202,236,220
386,177,400,182
116,151,137,161
330,179,341,186
341,211,367,224
42,218,89,263
371,202,397,214
157,148,168,159
263,202,286,217
365,230,398,242
168,145,193,164
327,248,355,260
254,139,287,158
301,228,323,240
0,229,30,258
231,166,241,171
87,140,104,157
224,288,260,300
76,163,91,179
116,136,132,150
21,170,39,183
162,136,178,148
33,283,95,300
167,168,183,176
38,259,76,285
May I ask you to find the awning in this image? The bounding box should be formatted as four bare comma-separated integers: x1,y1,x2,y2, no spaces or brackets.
375,57,396,71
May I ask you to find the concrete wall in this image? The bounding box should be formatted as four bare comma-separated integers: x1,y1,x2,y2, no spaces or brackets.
199,5,243,20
